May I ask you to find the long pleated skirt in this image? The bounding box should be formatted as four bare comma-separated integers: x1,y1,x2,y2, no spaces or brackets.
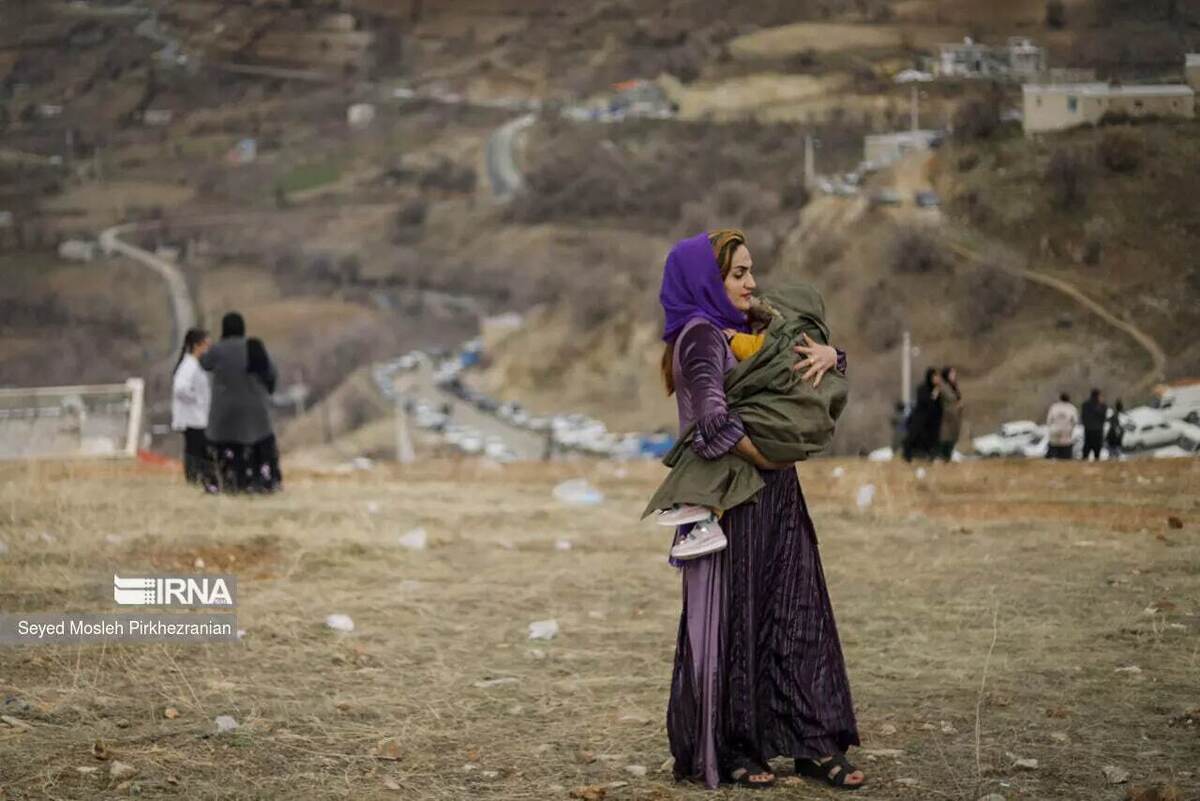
667,467,860,788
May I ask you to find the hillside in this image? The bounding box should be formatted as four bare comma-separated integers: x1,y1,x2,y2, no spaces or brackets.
3,0,1199,457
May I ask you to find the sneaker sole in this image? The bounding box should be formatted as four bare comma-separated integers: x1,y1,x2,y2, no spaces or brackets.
655,509,714,527
670,535,728,560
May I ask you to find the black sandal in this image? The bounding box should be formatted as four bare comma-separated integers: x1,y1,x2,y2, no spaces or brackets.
730,758,776,789
796,754,865,790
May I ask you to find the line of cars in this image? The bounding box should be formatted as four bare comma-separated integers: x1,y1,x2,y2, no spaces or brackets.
971,405,1200,459
372,343,675,461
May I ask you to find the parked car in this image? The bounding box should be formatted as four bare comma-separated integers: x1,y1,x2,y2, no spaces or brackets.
914,190,940,208
1121,407,1178,450
1153,384,1200,424
971,420,1044,457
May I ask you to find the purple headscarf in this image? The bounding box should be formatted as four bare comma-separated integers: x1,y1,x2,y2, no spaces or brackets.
659,233,750,344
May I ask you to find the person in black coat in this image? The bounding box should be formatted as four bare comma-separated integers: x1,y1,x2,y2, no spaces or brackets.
903,368,943,462
1080,388,1107,462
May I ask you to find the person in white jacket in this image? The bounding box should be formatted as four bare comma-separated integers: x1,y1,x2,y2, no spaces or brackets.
172,328,212,484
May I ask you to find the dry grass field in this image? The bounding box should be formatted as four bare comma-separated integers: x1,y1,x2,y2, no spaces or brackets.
0,457,1197,801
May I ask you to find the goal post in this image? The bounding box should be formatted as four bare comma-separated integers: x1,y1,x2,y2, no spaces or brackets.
0,378,145,461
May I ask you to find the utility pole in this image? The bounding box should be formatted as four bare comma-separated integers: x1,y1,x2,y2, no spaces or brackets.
394,393,414,464
803,134,816,188
910,85,919,132
901,330,912,409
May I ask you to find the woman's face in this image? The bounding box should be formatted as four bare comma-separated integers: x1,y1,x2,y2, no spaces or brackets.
193,337,211,357
723,244,756,312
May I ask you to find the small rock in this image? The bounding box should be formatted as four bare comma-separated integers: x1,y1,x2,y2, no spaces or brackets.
91,739,110,760
920,722,937,731
940,720,957,735
1166,516,1183,530
473,677,519,689
1115,665,1143,674
977,795,1006,801
555,538,573,551
569,785,606,801
624,764,647,777
607,781,629,789
534,744,554,755
104,534,123,545
879,723,898,736
236,629,247,640
481,770,500,779
587,610,606,620
895,777,919,786
659,757,674,773
165,776,179,786
528,619,559,640
1104,765,1131,784
375,739,403,761
214,715,238,733
398,527,428,550
325,614,354,633
1012,757,1039,770
1049,731,1068,743
163,707,179,720
76,766,99,775
462,763,479,772
617,714,649,725
382,778,401,791
0,715,33,731
109,761,137,781
114,718,130,729
831,466,846,478
915,467,927,480
193,557,205,569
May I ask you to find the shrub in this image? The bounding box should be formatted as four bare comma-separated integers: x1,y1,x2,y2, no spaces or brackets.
953,96,1002,142
1097,128,1142,173
1045,0,1067,28
887,225,949,274
858,279,904,350
961,262,1026,335
1044,148,1091,211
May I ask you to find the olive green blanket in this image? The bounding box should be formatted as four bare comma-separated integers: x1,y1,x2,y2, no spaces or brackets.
642,284,848,517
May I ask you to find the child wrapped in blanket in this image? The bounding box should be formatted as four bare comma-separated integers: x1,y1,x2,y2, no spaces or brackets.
649,287,848,561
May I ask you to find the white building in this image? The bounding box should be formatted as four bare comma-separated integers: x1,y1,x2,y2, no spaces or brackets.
1022,82,1195,134
934,37,1046,81
863,130,941,168
1187,54,1200,91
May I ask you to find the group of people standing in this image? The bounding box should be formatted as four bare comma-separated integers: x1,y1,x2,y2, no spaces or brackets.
1045,389,1124,460
171,312,282,493
900,366,963,462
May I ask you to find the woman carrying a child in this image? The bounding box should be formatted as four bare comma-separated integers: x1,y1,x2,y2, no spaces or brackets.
657,230,863,790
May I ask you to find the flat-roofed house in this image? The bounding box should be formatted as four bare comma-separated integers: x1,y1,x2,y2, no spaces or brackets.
1022,82,1195,134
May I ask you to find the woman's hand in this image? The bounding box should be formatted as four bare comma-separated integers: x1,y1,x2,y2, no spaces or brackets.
734,436,794,472
793,333,838,387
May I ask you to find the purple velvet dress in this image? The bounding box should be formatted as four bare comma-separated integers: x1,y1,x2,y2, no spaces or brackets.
666,318,860,788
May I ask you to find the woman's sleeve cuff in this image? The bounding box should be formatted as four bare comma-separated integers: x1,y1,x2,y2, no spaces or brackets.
692,411,745,459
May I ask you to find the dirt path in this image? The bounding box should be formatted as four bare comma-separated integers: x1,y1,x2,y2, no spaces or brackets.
879,152,1169,395
945,236,1168,395
99,222,197,353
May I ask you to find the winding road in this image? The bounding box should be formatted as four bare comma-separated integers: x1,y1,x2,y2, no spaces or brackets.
99,222,196,350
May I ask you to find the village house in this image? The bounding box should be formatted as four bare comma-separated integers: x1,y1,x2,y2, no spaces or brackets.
1022,82,1195,134
863,130,941,168
1187,54,1200,91
933,37,1046,81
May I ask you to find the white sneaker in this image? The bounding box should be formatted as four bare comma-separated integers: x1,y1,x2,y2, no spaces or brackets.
655,504,714,527
669,518,727,561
